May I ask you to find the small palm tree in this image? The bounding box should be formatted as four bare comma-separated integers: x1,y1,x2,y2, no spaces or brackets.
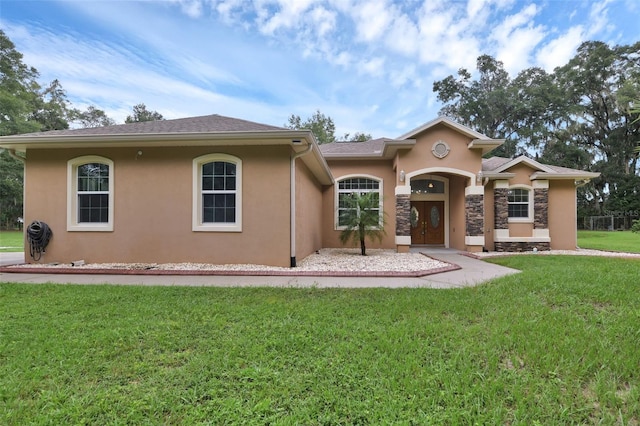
338,192,386,255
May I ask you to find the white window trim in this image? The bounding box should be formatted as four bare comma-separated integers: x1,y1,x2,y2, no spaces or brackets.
67,155,114,232
507,185,533,223
334,174,383,230
192,153,242,232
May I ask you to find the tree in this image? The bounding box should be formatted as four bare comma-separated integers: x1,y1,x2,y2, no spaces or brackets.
342,132,372,142
0,29,41,136
0,149,23,228
125,103,164,123
553,41,640,214
433,55,560,158
30,79,74,131
75,105,116,128
285,110,336,144
338,192,386,256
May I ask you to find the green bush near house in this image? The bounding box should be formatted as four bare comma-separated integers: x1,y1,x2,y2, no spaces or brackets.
2,255,639,424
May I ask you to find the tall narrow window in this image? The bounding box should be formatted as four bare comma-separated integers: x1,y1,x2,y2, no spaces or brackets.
78,163,110,223
67,156,114,231
507,188,531,220
336,176,382,228
193,154,242,232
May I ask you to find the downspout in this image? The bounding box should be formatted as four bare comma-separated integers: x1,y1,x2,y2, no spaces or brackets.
8,149,26,162
290,142,313,267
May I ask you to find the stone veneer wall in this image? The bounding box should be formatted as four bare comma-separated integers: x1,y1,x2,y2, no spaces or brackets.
495,241,550,252
395,194,411,238
465,194,484,237
534,188,548,229
494,188,508,229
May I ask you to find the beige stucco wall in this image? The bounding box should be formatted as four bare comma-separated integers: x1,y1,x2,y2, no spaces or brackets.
322,160,397,249
24,145,295,267
549,180,578,249
295,157,324,263
448,174,468,250
396,124,484,177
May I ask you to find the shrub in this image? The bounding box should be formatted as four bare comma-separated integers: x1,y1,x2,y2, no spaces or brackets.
631,219,640,233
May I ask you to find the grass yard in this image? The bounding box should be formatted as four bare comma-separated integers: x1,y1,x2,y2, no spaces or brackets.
0,230,23,252
578,230,640,253
1,256,639,424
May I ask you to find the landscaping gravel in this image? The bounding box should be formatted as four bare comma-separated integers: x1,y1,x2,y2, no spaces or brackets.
9,248,450,273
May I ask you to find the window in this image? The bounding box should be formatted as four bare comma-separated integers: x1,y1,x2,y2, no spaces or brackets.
67,156,114,231
336,176,382,228
193,154,242,232
507,188,531,220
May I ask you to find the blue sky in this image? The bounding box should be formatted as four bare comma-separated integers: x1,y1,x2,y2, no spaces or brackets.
1,0,639,138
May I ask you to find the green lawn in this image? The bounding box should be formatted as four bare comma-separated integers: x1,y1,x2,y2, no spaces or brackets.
2,255,639,424
578,230,640,253
0,230,23,252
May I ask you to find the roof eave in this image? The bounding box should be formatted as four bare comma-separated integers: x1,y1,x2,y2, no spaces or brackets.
530,172,601,180
482,172,516,180
468,138,505,154
0,130,312,152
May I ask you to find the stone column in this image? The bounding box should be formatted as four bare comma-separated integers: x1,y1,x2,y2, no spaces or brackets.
493,180,510,252
394,185,412,252
464,186,484,250
533,183,549,230
533,180,549,241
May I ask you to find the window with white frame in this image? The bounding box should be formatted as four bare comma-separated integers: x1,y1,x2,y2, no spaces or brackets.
336,176,382,228
67,156,114,231
193,153,242,232
507,187,532,220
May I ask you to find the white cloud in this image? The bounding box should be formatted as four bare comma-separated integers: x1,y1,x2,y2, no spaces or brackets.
536,26,584,71
170,0,204,18
350,0,393,42
491,3,546,73
360,57,385,77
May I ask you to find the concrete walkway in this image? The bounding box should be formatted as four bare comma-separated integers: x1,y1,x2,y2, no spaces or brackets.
0,250,519,288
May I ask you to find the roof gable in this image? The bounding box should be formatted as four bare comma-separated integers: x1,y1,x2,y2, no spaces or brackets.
490,155,556,174
397,116,489,140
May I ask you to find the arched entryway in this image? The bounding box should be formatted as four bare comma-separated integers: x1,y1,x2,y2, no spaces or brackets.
409,175,448,246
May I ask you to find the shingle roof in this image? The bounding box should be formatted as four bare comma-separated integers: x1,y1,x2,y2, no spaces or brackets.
13,114,285,137
483,156,599,177
319,138,416,159
319,138,387,155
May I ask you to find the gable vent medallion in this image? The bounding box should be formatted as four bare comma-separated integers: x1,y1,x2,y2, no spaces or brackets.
432,140,450,159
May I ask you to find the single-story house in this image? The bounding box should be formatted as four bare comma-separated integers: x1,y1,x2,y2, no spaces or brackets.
0,114,599,267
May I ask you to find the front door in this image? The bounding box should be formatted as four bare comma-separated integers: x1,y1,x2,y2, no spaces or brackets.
410,201,444,245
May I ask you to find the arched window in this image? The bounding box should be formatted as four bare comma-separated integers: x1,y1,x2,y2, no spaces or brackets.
193,153,242,232
67,156,114,231
335,175,383,229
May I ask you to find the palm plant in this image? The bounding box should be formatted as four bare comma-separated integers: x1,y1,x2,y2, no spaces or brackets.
338,192,386,255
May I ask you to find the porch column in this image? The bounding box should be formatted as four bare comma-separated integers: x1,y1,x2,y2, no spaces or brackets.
395,185,411,253
464,185,484,252
533,180,549,238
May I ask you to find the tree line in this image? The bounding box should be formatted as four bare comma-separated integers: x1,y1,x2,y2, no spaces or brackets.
433,42,640,221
